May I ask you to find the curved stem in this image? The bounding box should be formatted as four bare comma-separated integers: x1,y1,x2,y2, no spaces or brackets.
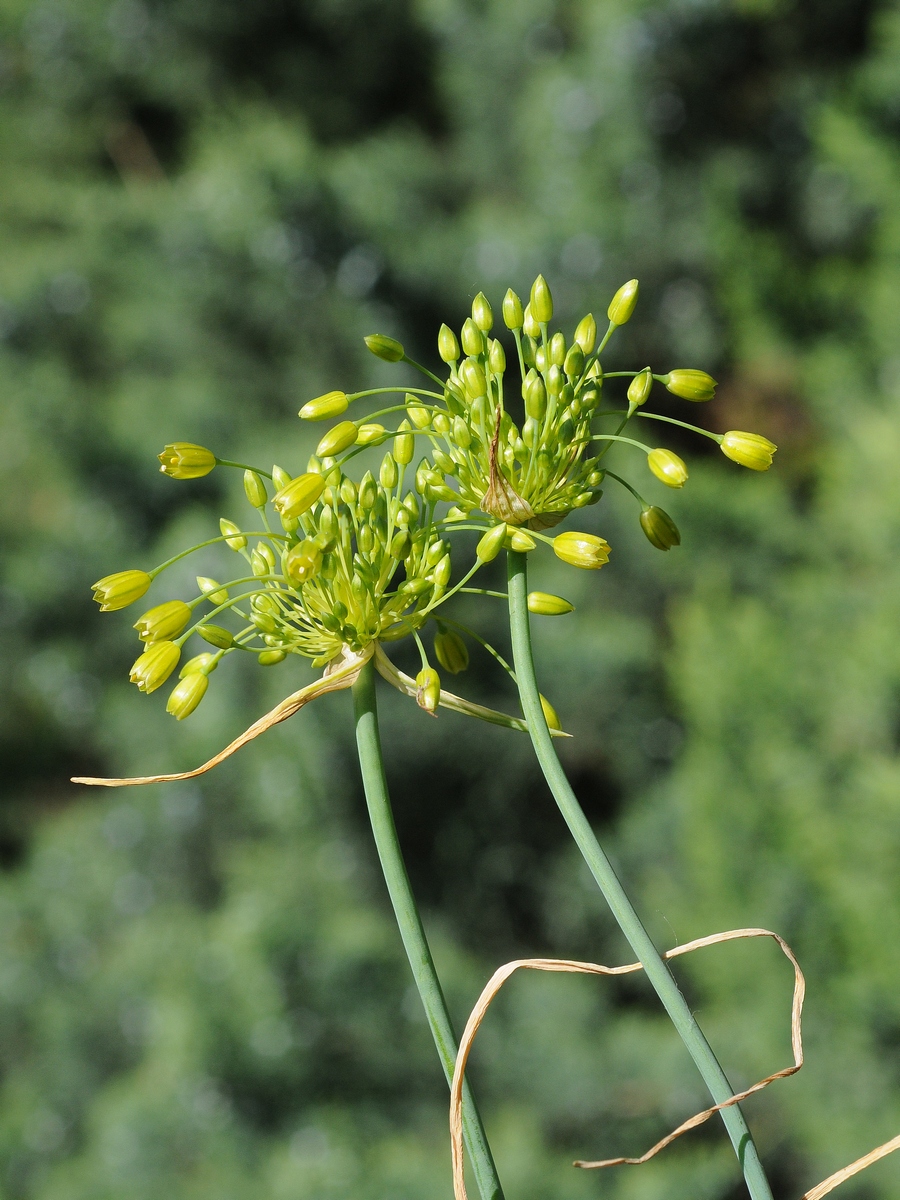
505,550,773,1200
352,662,504,1200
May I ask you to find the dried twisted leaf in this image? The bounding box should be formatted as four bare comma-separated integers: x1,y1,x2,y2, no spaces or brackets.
71,645,372,788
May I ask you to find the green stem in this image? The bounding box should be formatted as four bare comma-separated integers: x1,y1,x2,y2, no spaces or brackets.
352,662,504,1200
505,551,773,1200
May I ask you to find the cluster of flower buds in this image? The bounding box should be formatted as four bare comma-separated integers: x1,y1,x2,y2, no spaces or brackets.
92,272,776,726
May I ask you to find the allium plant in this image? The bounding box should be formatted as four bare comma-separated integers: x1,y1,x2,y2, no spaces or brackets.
79,275,791,1200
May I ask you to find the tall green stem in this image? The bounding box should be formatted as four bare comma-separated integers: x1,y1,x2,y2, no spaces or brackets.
352,662,504,1200
506,551,773,1200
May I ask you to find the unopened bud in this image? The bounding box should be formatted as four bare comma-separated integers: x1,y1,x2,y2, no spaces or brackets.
524,371,547,420
394,419,414,466
129,640,180,693
488,339,506,374
379,452,398,489
220,518,247,550
574,313,597,354
508,529,535,552
432,553,452,587
198,623,234,649
180,652,219,677
527,591,574,615
356,423,386,445
415,667,441,715
523,303,540,340
434,626,469,674
720,430,777,471
438,323,460,363
530,274,553,323
158,443,216,480
272,464,292,490
607,279,639,326
299,390,349,421
364,334,404,362
316,421,358,457
406,397,432,429
133,599,191,643
91,569,151,612
390,530,410,558
640,506,681,550
258,649,287,665
461,358,487,400
553,531,611,569
358,471,378,511
166,671,209,720
476,523,507,562
647,448,688,488
197,576,229,605
664,369,717,402
273,472,326,519
472,292,493,333
451,415,471,448
503,289,524,330
540,694,562,731
549,331,566,367
627,367,653,411
243,470,268,509
564,344,585,379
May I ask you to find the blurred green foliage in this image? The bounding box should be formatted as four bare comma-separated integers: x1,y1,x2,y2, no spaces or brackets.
3,0,900,1195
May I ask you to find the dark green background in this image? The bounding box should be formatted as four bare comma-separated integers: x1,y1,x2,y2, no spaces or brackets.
2,0,900,1195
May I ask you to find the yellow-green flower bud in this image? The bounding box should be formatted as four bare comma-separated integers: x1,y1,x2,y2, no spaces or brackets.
527,591,574,615
451,415,471,448
425,538,447,567
607,279,639,326
286,539,322,583
549,331,566,367
315,420,358,458
415,666,441,715
158,443,216,480
358,471,377,510
546,364,564,398
91,569,151,612
438,323,460,363
390,529,410,558
640,505,681,550
272,464,292,490
406,398,431,429
627,366,653,411
379,452,398,489
488,339,506,374
720,430,777,471
523,303,540,340
508,529,535,552
394,419,414,466
364,334,404,362
196,576,228,605
273,472,326,519
540,694,562,731
356,423,386,445
664,369,717,402
574,313,597,354
524,371,547,420
476,523,507,562
179,652,219,677
166,671,208,720
133,599,191,643
553,531,611,569
219,518,247,550
530,274,553,323
129,640,180,693
472,292,493,332
299,390,349,421
198,623,234,649
564,344,585,379
434,627,468,674
243,470,267,509
431,554,451,588
461,358,487,400
647,448,688,488
259,649,286,665
502,288,524,330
